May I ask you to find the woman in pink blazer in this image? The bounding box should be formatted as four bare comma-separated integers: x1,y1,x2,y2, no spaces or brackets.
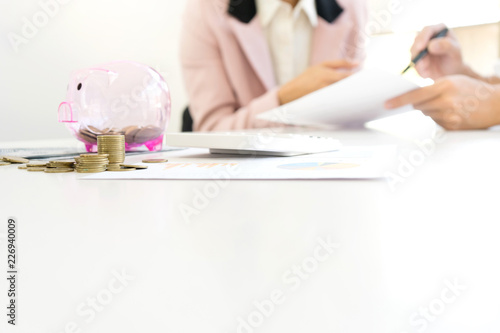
180,0,368,131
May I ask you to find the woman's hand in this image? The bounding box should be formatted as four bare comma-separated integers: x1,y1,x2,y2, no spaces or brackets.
386,75,500,130
278,60,358,105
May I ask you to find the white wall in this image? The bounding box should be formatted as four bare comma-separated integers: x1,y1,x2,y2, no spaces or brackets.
0,0,499,142
0,0,188,141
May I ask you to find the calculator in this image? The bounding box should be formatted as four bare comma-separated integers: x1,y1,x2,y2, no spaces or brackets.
166,132,341,157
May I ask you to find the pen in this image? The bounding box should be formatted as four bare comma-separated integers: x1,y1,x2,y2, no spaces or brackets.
401,27,449,74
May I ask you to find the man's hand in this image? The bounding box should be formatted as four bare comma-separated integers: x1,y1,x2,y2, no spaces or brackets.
278,60,358,105
385,75,500,130
411,24,468,80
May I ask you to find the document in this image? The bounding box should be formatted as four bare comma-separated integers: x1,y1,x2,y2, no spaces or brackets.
257,69,419,127
83,146,397,181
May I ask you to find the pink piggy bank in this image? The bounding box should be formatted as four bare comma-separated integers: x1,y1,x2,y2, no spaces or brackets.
58,61,171,152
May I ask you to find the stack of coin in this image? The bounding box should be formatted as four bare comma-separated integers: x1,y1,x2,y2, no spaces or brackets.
26,162,48,172
75,154,109,173
2,156,29,165
45,160,75,173
47,160,75,169
97,135,125,170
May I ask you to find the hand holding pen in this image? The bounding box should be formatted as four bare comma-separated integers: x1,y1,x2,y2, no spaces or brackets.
402,24,466,79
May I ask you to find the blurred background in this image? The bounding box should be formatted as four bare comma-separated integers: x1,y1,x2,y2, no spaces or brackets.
0,0,499,142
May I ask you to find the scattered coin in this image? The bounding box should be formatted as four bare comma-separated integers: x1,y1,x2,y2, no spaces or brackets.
48,161,75,168
121,164,148,169
107,167,136,172
44,168,74,173
0,161,11,166
27,167,46,172
134,125,163,144
17,165,27,169
27,163,48,168
142,159,168,163
124,126,141,143
3,156,29,164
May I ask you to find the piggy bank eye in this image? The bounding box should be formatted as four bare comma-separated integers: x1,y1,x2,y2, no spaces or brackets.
77,83,82,91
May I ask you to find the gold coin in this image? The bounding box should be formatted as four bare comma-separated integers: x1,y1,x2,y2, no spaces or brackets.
18,165,27,169
142,159,168,163
27,167,46,172
99,154,124,157
80,154,109,158
75,165,107,169
78,157,109,160
78,161,109,164
48,164,75,168
44,168,74,173
3,156,29,164
49,161,75,166
79,160,109,163
0,161,11,166
78,160,109,164
121,164,148,169
27,163,48,167
76,166,107,170
108,167,136,172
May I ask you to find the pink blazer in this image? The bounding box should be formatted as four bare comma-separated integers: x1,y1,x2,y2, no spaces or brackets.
180,0,368,131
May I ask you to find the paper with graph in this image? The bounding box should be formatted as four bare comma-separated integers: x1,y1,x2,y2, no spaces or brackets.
83,146,396,180
257,69,419,127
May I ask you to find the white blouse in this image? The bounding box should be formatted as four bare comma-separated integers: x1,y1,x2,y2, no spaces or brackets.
256,0,318,86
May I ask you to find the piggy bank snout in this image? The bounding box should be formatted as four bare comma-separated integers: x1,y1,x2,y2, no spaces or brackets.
58,101,79,123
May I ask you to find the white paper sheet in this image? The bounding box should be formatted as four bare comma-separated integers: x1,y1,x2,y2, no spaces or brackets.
257,69,419,127
83,146,397,181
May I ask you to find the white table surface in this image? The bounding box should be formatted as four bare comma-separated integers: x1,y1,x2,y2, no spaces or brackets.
1,128,500,333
